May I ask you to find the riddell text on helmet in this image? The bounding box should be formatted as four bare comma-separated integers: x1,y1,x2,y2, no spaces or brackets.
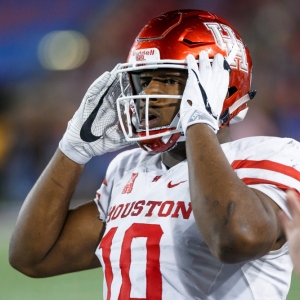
133,49,155,61
129,48,160,62
132,49,155,56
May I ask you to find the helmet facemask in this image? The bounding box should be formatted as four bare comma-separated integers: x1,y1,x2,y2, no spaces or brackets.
116,62,188,153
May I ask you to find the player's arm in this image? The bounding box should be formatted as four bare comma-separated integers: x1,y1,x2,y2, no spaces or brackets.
185,125,283,263
181,52,284,263
9,149,105,277
279,190,300,276
9,65,129,277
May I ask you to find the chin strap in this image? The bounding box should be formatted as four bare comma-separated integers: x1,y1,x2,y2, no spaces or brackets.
229,90,256,114
220,90,256,125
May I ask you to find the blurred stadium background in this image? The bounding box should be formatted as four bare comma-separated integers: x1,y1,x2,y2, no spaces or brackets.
1,0,300,299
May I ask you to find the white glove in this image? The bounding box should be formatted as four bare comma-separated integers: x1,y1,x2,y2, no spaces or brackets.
59,64,131,164
180,51,230,134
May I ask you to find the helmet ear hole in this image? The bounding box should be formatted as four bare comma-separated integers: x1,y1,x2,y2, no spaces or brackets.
228,86,238,97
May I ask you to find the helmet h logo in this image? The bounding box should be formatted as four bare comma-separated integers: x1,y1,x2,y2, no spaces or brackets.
204,23,248,73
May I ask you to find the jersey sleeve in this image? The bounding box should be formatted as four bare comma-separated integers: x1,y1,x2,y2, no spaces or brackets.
230,137,300,217
93,156,119,222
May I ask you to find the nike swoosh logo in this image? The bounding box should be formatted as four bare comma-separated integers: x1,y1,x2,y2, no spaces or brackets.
167,180,187,188
192,69,212,115
80,87,111,142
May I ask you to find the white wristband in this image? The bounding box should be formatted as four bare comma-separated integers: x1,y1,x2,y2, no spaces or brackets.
181,109,218,135
59,134,91,165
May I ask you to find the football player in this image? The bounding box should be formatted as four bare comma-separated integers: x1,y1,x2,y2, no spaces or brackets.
9,9,300,299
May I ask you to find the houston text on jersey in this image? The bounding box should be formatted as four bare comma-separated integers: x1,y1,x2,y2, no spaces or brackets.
106,200,192,222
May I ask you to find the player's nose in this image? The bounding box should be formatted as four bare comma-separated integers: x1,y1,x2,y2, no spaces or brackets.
143,80,165,100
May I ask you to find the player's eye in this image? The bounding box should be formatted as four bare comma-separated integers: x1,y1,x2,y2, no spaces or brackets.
164,78,178,85
140,80,150,88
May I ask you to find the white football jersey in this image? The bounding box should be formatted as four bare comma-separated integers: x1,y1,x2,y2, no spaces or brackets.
94,136,300,300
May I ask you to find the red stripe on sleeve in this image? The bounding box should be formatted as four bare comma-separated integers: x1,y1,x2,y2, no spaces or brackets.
103,177,108,186
241,178,300,196
232,160,300,181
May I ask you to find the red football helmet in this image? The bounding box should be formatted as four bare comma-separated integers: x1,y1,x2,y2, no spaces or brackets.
116,9,255,153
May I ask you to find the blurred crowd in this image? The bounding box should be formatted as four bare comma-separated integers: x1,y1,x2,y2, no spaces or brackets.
0,0,299,203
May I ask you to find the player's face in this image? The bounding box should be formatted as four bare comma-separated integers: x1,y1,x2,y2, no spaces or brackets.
137,69,188,129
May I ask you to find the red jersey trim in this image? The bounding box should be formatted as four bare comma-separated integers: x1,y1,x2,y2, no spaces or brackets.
241,178,300,196
103,177,108,186
232,160,300,181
